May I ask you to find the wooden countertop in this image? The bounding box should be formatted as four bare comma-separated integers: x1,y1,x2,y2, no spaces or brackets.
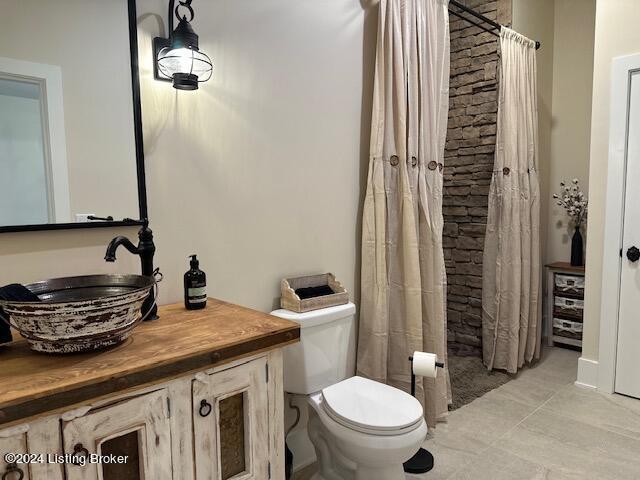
0,299,299,427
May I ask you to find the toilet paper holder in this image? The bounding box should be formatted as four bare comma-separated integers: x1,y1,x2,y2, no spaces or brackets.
403,355,445,475
408,355,444,396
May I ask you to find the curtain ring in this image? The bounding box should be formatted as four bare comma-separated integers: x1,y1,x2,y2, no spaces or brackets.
428,160,437,170
411,156,418,167
390,155,399,167
503,167,510,175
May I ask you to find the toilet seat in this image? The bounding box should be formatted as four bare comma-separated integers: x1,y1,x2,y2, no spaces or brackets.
320,376,424,436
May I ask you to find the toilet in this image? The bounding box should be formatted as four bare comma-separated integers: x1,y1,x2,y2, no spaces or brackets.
271,303,427,480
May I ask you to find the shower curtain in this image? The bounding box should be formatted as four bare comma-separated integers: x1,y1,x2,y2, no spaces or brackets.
357,0,451,427
482,27,541,373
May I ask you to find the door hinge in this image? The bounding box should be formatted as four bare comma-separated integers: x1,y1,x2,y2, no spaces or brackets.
266,363,269,383
167,397,171,418
268,461,271,479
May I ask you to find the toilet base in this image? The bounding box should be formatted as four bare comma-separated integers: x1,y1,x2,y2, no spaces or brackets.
307,414,356,480
306,400,426,480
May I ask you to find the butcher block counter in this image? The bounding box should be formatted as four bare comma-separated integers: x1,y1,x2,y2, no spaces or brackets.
0,299,299,480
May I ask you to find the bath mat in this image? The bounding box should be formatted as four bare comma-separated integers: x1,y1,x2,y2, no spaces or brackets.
448,355,513,410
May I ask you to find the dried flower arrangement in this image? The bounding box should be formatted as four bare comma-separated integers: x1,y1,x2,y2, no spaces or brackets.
553,179,588,226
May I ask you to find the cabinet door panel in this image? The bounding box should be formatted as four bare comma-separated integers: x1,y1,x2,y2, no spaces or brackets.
194,358,269,480
100,430,142,480
219,392,246,478
0,433,30,480
62,390,172,480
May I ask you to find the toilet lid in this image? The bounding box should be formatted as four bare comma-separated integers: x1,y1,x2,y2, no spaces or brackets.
321,376,424,433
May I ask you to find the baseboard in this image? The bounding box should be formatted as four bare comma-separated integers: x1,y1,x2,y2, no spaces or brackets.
575,356,598,390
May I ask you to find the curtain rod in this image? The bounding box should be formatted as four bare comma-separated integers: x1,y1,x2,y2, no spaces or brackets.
448,0,541,50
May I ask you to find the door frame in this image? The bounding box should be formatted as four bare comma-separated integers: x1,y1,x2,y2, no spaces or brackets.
598,53,640,393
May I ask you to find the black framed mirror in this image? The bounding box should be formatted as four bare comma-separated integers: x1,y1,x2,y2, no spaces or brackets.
0,0,148,233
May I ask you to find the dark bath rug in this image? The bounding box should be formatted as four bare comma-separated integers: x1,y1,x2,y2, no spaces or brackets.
447,355,513,411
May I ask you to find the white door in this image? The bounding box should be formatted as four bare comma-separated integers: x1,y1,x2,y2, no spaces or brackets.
616,63,640,399
193,358,270,480
62,390,172,480
0,57,71,225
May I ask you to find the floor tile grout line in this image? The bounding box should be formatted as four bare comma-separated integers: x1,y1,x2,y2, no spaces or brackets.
442,378,574,480
492,380,570,439
535,388,640,442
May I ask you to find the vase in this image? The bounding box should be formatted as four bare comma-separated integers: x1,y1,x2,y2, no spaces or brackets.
571,226,584,266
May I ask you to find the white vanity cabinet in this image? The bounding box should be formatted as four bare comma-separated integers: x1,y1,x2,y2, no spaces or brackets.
0,300,298,480
0,351,286,480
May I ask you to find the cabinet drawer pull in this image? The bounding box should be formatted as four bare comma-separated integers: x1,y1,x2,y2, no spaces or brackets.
199,399,213,417
2,463,24,480
70,443,90,466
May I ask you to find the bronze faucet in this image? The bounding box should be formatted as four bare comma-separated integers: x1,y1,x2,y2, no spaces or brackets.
105,222,158,320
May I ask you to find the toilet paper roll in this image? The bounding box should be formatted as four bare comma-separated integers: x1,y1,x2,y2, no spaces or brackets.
412,351,438,378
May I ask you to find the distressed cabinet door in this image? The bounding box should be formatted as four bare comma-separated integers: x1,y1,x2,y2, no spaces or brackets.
193,358,270,480
0,431,30,480
62,390,172,480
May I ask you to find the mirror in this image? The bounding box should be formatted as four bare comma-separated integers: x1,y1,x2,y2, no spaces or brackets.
0,0,147,232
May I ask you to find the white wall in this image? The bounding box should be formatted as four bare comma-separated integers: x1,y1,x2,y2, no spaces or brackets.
0,227,141,287
547,0,595,263
137,0,376,312
583,0,640,363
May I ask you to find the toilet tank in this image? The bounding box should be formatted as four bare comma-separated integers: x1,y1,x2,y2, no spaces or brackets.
270,302,356,394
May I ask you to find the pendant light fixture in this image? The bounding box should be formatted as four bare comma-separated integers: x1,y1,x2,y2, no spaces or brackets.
153,0,212,90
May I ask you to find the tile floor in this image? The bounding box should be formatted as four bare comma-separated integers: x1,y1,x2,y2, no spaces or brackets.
294,347,640,480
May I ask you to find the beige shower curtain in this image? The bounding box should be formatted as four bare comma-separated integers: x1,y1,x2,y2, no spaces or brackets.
357,0,451,427
482,27,541,373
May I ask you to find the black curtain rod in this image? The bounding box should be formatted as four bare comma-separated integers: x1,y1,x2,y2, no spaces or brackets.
448,0,541,50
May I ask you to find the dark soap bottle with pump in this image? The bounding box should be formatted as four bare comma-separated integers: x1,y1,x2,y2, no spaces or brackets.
184,254,207,310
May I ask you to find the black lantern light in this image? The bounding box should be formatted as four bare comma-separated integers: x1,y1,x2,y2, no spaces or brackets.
153,0,212,90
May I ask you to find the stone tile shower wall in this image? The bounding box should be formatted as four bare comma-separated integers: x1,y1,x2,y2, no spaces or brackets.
444,0,511,356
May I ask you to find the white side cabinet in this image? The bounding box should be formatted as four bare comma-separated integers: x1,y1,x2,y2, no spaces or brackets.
0,350,284,480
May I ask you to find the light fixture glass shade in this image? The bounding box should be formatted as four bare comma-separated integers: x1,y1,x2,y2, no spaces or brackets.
157,46,212,90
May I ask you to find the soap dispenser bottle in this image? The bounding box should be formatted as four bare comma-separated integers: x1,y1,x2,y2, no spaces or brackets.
184,254,207,310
